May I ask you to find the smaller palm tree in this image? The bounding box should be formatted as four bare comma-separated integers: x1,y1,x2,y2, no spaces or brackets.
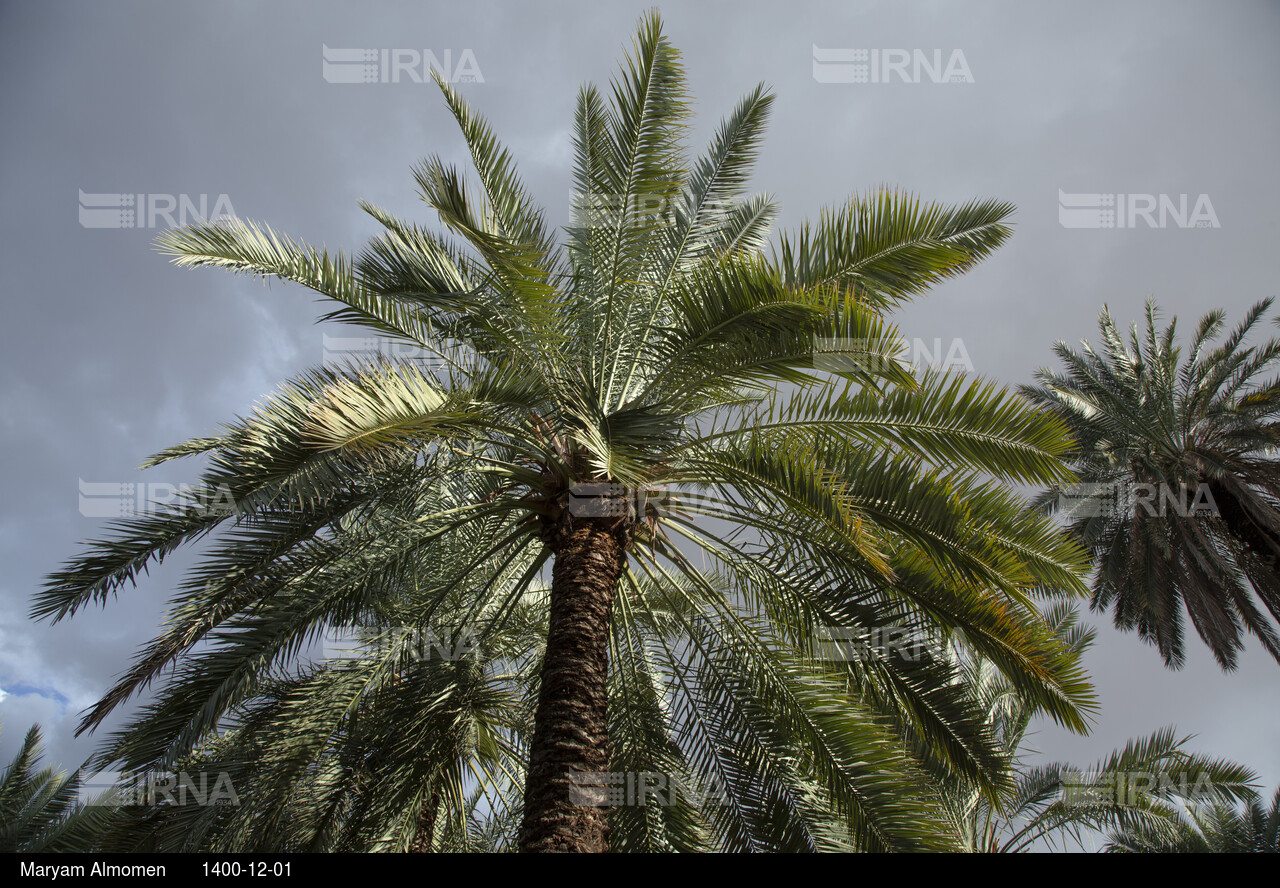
940,603,1258,852
0,724,115,852
1106,785,1280,853
1023,299,1280,670
89,473,538,854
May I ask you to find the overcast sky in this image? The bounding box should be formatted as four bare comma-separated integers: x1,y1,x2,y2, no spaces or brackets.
2,0,1277,839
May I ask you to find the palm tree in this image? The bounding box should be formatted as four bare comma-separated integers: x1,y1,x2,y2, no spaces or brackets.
1023,299,1280,670
1106,785,1280,852
0,724,114,852
40,11,1097,852
938,604,1257,851
94,476,544,853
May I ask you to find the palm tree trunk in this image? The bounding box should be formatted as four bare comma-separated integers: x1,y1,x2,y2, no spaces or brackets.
408,787,440,852
518,518,628,853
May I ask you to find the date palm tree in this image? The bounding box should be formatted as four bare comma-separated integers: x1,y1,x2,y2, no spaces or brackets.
91,474,546,853
0,724,114,852
1022,300,1280,671
1106,784,1280,852
40,11,1096,851
938,604,1256,851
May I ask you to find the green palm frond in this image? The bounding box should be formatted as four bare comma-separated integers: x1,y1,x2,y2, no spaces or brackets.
774,192,1014,310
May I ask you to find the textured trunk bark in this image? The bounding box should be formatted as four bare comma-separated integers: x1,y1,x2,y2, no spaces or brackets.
518,518,628,853
408,787,440,852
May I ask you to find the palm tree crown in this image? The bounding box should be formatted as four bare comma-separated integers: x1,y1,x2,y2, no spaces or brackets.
1023,299,1280,670
40,11,1096,851
938,605,1256,852
0,724,114,852
1106,784,1280,853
